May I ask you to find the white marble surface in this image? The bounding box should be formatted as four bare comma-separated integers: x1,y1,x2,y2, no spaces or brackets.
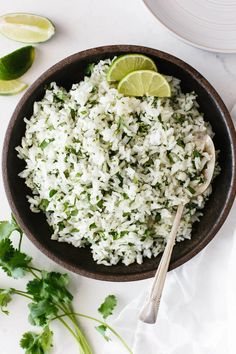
0,1,235,353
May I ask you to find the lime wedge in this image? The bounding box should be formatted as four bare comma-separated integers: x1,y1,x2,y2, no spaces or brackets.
118,70,171,97
0,79,27,95
107,54,157,82
0,46,35,80
0,13,55,43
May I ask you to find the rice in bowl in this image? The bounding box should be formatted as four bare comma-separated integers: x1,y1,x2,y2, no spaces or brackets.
16,59,218,266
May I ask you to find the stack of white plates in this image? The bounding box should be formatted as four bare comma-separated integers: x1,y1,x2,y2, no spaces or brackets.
143,0,236,53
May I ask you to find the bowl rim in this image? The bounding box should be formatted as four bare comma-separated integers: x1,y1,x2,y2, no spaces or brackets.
2,44,236,281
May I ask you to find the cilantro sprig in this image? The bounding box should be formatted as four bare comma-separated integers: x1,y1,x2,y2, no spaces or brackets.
0,215,132,354
0,238,31,278
20,326,53,354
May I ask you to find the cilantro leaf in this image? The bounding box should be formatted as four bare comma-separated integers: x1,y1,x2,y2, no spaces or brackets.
28,300,58,326
0,239,31,278
98,295,117,319
0,221,17,240
20,326,53,354
95,324,110,342
27,271,73,304
0,288,13,315
11,214,22,233
85,63,95,76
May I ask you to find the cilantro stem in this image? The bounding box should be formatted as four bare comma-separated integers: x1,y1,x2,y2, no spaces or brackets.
58,317,92,354
77,313,132,354
14,292,33,300
28,268,40,279
57,317,81,344
29,266,42,273
12,289,33,300
18,232,23,251
0,287,33,301
57,303,93,354
52,312,133,354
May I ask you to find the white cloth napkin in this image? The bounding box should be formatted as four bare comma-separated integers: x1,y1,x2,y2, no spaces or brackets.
103,106,236,354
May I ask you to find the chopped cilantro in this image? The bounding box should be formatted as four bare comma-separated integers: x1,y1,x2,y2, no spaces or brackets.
139,122,149,133
54,91,67,102
122,193,129,200
98,295,117,319
70,108,76,119
70,209,78,217
39,139,54,150
84,63,95,76
95,325,110,342
39,199,49,211
89,223,97,230
177,138,185,148
173,113,185,123
193,150,202,158
49,190,57,198
187,186,196,194
111,231,127,240
97,200,104,209
167,151,174,164
155,213,161,222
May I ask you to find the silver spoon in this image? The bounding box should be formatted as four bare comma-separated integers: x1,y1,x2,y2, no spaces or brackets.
139,134,215,324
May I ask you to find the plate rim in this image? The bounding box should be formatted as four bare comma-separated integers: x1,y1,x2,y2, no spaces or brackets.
143,0,236,53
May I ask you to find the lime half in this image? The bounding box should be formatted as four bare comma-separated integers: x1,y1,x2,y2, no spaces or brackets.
0,79,27,95
0,13,55,43
107,54,157,82
118,70,171,97
0,46,35,80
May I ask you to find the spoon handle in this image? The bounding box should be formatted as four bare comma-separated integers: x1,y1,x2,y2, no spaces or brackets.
139,204,185,324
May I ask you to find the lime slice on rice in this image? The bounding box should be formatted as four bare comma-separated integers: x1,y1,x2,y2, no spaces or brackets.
118,70,171,97
0,46,35,80
107,54,157,82
0,79,27,95
0,13,55,43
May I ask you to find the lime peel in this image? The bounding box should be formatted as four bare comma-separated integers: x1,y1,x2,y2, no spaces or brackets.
0,13,55,43
107,54,157,82
0,79,27,95
0,46,35,80
117,70,171,97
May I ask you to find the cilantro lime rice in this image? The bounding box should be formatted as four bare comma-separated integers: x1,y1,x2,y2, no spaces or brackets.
16,58,217,266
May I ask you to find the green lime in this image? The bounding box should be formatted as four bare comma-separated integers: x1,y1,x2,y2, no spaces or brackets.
107,54,157,82
0,46,35,80
0,13,55,43
118,70,171,97
0,79,27,95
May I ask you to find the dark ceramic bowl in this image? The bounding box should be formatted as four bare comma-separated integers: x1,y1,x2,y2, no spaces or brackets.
2,45,236,281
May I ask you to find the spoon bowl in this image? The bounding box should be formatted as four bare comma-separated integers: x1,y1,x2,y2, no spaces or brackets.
195,134,215,195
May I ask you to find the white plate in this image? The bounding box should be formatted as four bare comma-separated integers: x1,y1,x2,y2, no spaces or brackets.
143,0,236,53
